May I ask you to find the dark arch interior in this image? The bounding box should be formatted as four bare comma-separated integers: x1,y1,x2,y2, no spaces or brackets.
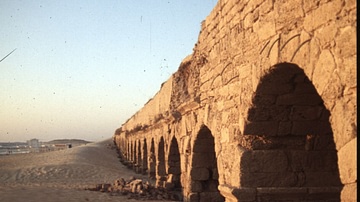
127,142,130,161
133,141,137,168
191,125,224,201
136,140,142,173
130,141,134,165
157,137,166,185
168,136,182,190
143,139,148,175
242,62,342,200
149,138,156,179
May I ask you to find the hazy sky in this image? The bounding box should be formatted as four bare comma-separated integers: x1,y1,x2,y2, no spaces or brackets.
0,0,217,142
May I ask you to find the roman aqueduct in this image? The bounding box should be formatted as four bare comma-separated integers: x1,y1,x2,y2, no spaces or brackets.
113,0,356,201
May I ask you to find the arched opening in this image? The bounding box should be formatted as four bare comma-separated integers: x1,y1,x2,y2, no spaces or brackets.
241,63,342,200
127,142,130,162
130,141,134,163
133,141,137,170
149,138,156,179
128,141,134,169
157,136,166,187
167,136,182,196
190,125,224,201
143,139,148,175
136,140,142,173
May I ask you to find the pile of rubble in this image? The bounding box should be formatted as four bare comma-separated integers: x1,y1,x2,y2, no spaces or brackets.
85,176,182,201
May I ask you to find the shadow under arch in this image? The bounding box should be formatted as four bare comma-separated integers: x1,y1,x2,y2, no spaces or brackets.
241,62,342,201
156,136,166,187
188,125,224,202
129,141,134,166
149,138,156,179
133,141,137,170
167,136,182,196
136,139,142,173
142,138,148,175
127,141,130,162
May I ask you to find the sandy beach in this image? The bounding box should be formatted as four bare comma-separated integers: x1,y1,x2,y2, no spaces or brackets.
0,138,165,202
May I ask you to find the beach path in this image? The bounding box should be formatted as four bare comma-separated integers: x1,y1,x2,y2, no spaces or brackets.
0,138,162,202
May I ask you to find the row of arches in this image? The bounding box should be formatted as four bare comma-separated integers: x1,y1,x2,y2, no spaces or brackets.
115,63,343,201
119,126,224,201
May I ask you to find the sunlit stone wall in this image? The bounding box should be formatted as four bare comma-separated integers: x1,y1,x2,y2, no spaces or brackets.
114,0,356,201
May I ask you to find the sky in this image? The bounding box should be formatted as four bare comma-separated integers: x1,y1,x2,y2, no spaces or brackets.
0,0,217,142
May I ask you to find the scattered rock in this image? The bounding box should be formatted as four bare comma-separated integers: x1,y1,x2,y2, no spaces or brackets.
85,177,181,201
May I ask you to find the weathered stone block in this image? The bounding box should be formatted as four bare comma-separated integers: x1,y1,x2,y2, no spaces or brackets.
276,94,323,106
168,159,180,167
312,49,337,95
314,22,338,48
341,182,357,202
290,106,324,120
335,26,357,58
307,187,342,201
274,0,303,30
305,171,342,186
247,107,270,121
192,153,215,168
190,181,203,192
199,192,224,202
190,167,210,181
247,105,290,121
291,120,332,136
206,180,220,192
212,167,219,180
256,83,294,95
337,138,357,184
257,187,308,201
302,0,320,13
252,94,276,106
247,171,320,187
244,10,259,29
257,187,307,194
312,134,337,150
243,121,279,136
248,150,288,173
278,121,292,135
168,166,181,175
187,192,199,202
219,185,256,202
164,181,175,191
259,0,274,15
253,19,276,41
289,150,339,172
331,100,357,150
303,0,343,31
156,165,166,176
294,82,318,94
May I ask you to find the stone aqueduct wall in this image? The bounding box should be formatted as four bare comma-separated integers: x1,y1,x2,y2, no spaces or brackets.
113,0,356,201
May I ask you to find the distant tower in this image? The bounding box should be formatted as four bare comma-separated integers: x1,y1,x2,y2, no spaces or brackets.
27,138,40,152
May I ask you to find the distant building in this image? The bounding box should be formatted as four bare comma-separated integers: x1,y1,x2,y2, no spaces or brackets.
27,138,40,152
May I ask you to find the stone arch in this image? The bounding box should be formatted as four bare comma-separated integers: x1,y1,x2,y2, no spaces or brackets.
189,125,224,202
240,62,342,200
157,136,166,187
142,138,148,175
127,141,130,162
130,141,134,164
133,140,137,169
167,136,182,193
136,139,142,173
149,138,156,179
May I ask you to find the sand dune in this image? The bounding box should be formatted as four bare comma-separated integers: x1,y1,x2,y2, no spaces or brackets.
0,138,161,202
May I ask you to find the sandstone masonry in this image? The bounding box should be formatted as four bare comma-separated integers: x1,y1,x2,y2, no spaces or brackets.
114,0,357,201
